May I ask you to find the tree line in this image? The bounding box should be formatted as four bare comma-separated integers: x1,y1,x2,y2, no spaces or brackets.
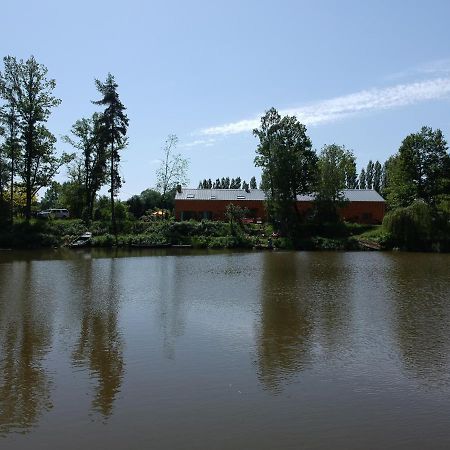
197,176,257,190
0,56,129,235
253,108,450,241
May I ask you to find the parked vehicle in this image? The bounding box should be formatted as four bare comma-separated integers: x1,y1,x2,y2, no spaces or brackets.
37,208,70,219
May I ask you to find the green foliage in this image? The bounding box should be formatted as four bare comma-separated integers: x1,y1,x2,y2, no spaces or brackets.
315,144,355,222
62,114,108,221
254,107,318,235
93,73,129,235
0,55,72,220
383,201,433,248
385,127,450,208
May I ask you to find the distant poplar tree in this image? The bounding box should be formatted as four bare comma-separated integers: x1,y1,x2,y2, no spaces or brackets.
93,73,129,237
250,176,257,189
373,160,382,193
359,168,367,189
366,160,374,189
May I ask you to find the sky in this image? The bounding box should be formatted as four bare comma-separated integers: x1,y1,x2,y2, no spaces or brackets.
2,0,450,199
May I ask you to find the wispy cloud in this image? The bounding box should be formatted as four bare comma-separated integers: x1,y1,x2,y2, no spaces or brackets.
180,138,217,148
199,77,450,137
387,58,450,81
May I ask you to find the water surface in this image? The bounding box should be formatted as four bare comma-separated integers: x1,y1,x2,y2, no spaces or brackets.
1,249,449,449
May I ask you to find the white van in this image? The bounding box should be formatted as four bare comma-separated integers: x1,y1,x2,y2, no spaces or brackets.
37,208,70,219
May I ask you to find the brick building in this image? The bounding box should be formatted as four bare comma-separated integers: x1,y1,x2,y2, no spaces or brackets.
174,188,386,224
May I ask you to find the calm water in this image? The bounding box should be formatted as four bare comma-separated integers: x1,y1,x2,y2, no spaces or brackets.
0,249,449,449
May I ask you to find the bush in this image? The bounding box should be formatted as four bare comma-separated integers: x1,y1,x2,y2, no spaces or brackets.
383,201,432,249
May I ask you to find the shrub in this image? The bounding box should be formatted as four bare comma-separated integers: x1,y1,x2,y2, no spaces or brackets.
383,201,432,249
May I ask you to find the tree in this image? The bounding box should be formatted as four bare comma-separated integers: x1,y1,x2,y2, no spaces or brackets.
366,160,374,189
0,72,20,224
315,144,355,222
383,127,450,209
254,108,318,235
373,160,382,193
63,114,108,221
93,73,129,237
359,168,367,189
0,56,69,220
345,159,358,189
156,134,188,204
397,127,449,206
250,176,257,189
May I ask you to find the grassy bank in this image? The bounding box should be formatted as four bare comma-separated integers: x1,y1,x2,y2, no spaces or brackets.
0,218,447,251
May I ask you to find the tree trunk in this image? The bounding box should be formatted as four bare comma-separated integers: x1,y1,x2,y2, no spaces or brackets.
110,144,117,241
10,151,14,224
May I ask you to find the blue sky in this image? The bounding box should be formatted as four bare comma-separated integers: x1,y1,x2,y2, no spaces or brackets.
3,0,450,198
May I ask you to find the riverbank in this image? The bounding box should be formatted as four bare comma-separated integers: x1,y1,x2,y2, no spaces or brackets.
0,218,447,252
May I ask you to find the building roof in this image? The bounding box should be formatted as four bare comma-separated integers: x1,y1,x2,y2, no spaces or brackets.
176,188,385,202
175,188,266,201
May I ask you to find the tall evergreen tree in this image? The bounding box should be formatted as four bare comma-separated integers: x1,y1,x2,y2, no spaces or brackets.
250,176,257,189
93,73,129,236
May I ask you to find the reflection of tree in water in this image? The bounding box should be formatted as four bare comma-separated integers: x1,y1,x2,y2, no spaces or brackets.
390,256,450,387
72,258,124,418
256,252,351,392
0,262,53,434
156,258,187,360
308,254,351,353
257,253,312,392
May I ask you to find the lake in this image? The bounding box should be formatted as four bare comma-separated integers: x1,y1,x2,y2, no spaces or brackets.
0,249,449,449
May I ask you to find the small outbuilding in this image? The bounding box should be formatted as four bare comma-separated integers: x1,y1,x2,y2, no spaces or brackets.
174,188,386,224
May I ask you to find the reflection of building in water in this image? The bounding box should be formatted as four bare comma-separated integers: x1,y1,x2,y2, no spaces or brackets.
390,256,450,387
0,262,53,434
256,252,351,392
72,258,124,418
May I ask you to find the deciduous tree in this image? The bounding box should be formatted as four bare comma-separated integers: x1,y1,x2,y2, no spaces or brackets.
254,107,318,235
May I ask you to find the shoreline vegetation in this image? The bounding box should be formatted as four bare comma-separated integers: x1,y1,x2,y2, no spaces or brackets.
1,57,449,252
1,216,448,252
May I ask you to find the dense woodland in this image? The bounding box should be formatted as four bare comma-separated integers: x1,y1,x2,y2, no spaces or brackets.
0,56,449,250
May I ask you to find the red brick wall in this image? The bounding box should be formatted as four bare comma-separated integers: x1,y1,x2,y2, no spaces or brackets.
175,199,385,224
174,200,266,221
294,201,386,224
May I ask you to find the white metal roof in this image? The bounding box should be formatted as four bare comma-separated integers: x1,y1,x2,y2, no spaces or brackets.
176,188,385,202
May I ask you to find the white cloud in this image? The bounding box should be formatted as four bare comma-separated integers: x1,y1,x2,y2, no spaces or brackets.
180,138,217,148
199,77,450,137
387,58,450,81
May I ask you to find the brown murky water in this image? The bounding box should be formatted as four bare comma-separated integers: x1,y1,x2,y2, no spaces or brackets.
0,249,449,449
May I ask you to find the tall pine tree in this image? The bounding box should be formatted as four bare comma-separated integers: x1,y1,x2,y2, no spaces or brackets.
93,74,129,237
